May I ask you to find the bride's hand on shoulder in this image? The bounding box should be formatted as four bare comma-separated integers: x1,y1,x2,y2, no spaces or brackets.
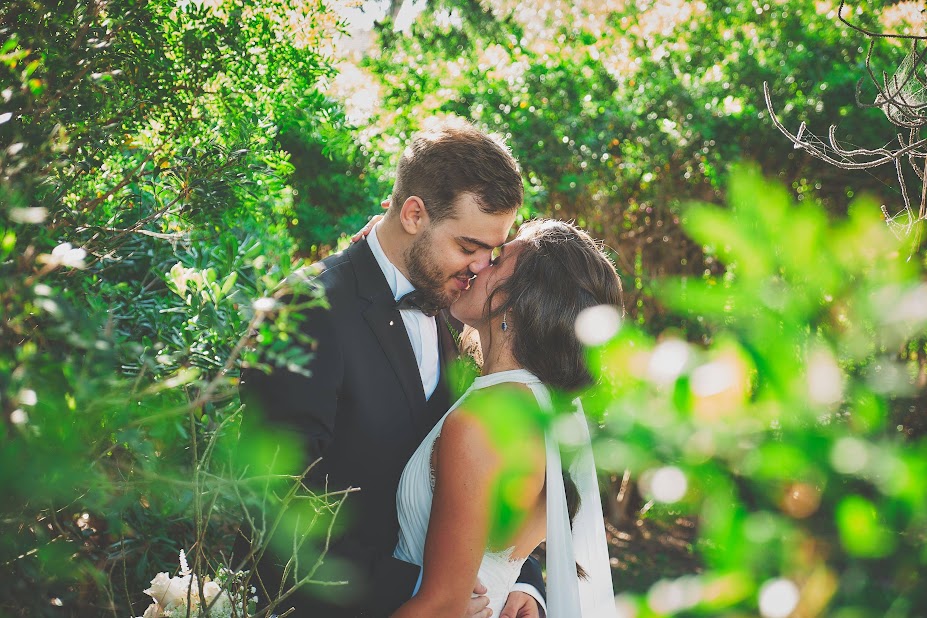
351,199,390,242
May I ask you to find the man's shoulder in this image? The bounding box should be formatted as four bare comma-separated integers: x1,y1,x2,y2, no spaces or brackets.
285,248,355,294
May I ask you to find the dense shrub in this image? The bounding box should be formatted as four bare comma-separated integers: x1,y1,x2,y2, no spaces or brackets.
355,0,903,330
1,0,351,613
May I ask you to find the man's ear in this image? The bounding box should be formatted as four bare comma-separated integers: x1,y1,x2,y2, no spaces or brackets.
398,196,429,235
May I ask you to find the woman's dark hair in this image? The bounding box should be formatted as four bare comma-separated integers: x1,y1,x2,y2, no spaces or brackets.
488,219,624,392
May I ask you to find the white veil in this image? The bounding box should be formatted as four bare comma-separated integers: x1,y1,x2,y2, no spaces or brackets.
527,384,618,617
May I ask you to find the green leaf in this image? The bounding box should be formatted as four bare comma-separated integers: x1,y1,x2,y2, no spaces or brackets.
836,495,896,558
220,271,238,297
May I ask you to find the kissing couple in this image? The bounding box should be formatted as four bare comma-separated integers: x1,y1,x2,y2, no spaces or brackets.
240,119,622,617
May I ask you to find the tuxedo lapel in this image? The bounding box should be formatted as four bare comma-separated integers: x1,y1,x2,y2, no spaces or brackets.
427,316,456,420
348,240,428,424
363,302,428,417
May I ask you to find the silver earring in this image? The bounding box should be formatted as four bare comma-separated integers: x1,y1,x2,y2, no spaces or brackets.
501,312,509,332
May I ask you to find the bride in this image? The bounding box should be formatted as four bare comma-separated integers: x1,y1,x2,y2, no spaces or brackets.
391,219,622,617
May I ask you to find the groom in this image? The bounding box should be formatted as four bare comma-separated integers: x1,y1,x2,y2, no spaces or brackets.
240,120,545,617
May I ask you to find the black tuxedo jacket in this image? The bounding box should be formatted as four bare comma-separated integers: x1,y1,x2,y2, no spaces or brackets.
240,239,543,617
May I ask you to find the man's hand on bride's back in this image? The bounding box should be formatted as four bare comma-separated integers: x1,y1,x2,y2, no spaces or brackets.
466,580,492,618
350,199,390,242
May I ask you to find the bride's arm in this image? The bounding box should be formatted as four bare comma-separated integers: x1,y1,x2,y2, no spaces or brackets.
391,410,500,618
391,401,546,618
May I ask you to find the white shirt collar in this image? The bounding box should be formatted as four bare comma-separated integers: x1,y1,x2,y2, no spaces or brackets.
367,223,416,302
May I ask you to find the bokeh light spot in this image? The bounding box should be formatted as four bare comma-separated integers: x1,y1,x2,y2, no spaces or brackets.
19,389,37,406
744,511,779,543
758,578,800,618
647,338,690,385
575,304,621,346
780,482,821,519
830,437,869,474
614,593,638,618
691,360,736,397
9,207,48,224
647,576,702,614
643,466,688,503
807,349,843,405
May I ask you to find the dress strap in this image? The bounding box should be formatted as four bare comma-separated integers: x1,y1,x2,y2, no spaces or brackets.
469,368,542,390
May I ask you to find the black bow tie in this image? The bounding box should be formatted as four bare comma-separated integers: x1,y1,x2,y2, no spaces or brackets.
395,290,440,317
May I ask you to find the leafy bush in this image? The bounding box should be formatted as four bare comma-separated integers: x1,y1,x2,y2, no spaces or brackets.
580,166,927,616
356,0,901,329
0,0,356,614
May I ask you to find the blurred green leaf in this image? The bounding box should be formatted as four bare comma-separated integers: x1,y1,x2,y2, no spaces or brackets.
836,496,896,558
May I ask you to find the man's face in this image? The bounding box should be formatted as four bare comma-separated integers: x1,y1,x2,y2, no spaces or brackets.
404,192,516,310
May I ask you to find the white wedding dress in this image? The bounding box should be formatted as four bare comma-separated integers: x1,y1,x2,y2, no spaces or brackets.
394,369,618,617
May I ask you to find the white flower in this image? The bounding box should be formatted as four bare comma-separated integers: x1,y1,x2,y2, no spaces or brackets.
38,242,87,269
139,602,162,618
252,297,278,313
178,549,190,576
168,262,203,297
202,580,220,600
144,572,197,610
202,580,232,611
137,550,241,617
52,242,87,268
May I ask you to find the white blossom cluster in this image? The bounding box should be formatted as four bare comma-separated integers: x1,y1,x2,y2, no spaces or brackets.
134,550,241,618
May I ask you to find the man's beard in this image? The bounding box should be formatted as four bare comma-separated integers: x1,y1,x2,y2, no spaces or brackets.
405,229,460,310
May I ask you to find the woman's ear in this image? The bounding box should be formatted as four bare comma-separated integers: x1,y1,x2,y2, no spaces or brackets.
399,196,429,235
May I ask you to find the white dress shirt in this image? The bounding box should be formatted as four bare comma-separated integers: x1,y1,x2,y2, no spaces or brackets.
367,223,440,400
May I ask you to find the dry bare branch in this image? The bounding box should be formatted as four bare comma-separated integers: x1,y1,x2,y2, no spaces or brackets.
763,4,927,250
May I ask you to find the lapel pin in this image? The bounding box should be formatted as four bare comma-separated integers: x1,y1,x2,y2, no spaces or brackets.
389,320,394,326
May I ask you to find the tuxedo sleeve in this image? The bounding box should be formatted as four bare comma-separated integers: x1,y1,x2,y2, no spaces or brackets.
239,301,342,461
239,301,353,611
516,556,547,607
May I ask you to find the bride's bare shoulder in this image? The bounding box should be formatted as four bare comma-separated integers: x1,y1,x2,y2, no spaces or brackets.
439,383,546,477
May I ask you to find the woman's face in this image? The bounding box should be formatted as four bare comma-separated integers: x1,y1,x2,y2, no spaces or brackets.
450,238,525,327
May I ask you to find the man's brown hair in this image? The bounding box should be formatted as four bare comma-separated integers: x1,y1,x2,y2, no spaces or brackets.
390,119,523,222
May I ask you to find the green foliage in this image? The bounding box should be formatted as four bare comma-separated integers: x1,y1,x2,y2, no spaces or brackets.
463,386,546,546
350,11,927,603
0,0,358,614
578,167,927,615
278,97,389,259
359,0,900,331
